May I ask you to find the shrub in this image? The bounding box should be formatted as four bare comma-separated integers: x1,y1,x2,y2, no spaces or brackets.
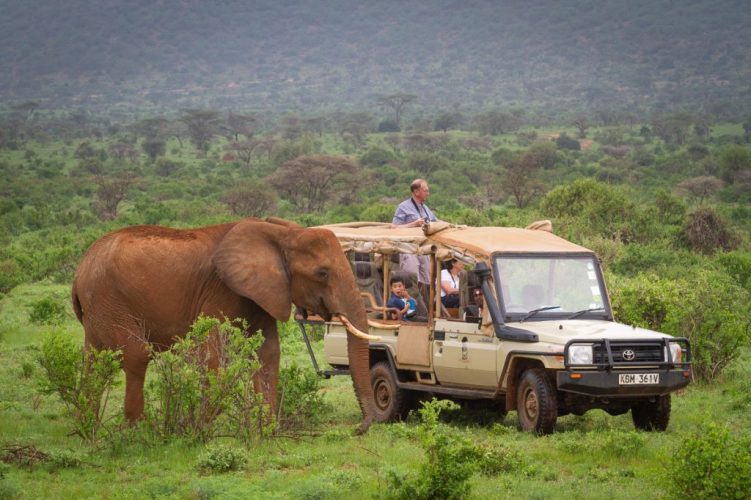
609,270,750,382
378,119,400,133
48,449,83,469
196,445,248,473
144,315,271,443
360,146,397,168
276,363,330,432
540,179,644,242
715,250,751,291
28,297,67,326
556,133,580,151
36,330,121,443
476,443,527,476
669,423,751,499
682,207,739,254
386,399,483,500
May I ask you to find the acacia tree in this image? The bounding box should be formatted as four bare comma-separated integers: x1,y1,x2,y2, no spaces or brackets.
222,112,256,141
93,173,135,220
571,114,590,138
180,109,220,153
474,110,521,135
676,176,724,205
226,137,277,171
339,112,375,149
502,152,543,208
376,94,417,129
221,182,278,217
269,155,359,212
434,111,462,133
142,139,166,162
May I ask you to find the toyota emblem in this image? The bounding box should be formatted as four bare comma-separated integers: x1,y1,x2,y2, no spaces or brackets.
622,349,636,361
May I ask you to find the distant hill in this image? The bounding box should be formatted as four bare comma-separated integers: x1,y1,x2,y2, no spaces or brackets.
2,0,750,116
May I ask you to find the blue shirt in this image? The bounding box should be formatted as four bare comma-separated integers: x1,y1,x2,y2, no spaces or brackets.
387,294,415,320
392,197,437,226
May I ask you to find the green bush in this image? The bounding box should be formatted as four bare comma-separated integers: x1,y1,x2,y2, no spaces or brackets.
36,330,122,443
386,399,483,500
609,270,750,382
144,315,271,443
28,297,67,325
682,207,739,254
476,443,528,476
196,445,248,473
540,179,646,242
669,423,751,498
715,250,751,291
277,363,330,432
48,449,83,469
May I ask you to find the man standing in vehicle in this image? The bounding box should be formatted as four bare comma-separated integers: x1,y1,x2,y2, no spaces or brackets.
392,178,437,287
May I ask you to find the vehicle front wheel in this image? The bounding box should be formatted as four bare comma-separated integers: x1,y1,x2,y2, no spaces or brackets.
370,362,412,422
516,368,558,435
631,395,671,431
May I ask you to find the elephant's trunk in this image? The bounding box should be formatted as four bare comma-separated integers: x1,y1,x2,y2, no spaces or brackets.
337,299,376,435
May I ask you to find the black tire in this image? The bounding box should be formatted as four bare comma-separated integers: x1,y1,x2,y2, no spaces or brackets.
631,395,671,431
516,368,558,435
370,362,411,422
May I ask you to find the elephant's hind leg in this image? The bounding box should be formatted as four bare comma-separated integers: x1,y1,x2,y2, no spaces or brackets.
122,339,151,422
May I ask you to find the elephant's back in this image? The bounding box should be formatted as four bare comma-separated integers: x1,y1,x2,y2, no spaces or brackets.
77,224,234,271
72,224,236,327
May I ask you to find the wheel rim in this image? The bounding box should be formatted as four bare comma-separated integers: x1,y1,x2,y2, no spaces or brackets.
523,387,538,421
374,378,391,411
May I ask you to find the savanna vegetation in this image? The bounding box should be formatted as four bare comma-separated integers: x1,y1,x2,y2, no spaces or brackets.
2,0,751,118
1,99,750,498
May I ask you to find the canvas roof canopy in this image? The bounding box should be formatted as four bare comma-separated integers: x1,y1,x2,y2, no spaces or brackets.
317,221,593,263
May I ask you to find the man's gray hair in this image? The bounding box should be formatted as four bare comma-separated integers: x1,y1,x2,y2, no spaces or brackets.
410,178,426,193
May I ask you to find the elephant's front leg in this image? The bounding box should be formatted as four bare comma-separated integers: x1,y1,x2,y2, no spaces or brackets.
255,318,280,419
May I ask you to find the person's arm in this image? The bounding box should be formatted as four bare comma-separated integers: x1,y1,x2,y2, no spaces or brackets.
392,204,409,225
393,201,423,227
440,270,456,295
391,297,408,315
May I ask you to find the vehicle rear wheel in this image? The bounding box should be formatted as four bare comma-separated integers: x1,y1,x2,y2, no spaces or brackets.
370,362,411,422
516,368,558,435
631,395,671,431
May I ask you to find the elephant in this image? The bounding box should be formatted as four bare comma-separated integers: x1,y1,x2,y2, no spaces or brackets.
71,217,376,434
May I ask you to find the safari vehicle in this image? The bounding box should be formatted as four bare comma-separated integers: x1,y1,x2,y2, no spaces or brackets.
297,221,692,434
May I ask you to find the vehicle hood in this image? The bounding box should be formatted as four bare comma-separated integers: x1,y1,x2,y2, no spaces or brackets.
512,320,672,347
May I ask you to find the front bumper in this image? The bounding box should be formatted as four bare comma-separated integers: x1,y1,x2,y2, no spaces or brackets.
557,369,691,397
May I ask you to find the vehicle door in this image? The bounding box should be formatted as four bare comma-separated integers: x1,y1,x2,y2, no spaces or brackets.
431,319,498,389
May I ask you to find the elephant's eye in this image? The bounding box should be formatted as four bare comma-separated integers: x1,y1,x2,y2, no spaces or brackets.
316,268,329,281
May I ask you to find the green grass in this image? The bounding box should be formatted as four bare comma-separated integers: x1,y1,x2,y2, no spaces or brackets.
1,282,750,498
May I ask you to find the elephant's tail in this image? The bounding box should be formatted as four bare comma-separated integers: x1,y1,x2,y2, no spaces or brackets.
71,281,84,324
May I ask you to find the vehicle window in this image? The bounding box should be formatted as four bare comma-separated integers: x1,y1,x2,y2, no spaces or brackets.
495,255,606,314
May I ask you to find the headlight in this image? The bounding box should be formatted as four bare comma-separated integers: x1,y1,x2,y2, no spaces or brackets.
665,342,683,363
568,345,593,365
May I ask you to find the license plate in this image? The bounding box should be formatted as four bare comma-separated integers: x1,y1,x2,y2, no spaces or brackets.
619,373,659,385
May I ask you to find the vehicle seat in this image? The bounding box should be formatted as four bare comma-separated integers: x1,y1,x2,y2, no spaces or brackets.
352,261,387,317
390,270,428,322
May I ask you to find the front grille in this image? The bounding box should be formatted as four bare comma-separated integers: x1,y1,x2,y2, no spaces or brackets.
593,343,663,364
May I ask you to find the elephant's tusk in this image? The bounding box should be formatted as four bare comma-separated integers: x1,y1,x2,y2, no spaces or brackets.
367,319,400,330
337,314,381,341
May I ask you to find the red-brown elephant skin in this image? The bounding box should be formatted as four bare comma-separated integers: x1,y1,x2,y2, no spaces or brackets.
72,217,375,434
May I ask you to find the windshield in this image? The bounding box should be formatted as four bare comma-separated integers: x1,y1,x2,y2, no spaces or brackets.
493,254,609,320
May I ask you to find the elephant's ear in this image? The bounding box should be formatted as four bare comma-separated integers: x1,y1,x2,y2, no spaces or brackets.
212,220,293,321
